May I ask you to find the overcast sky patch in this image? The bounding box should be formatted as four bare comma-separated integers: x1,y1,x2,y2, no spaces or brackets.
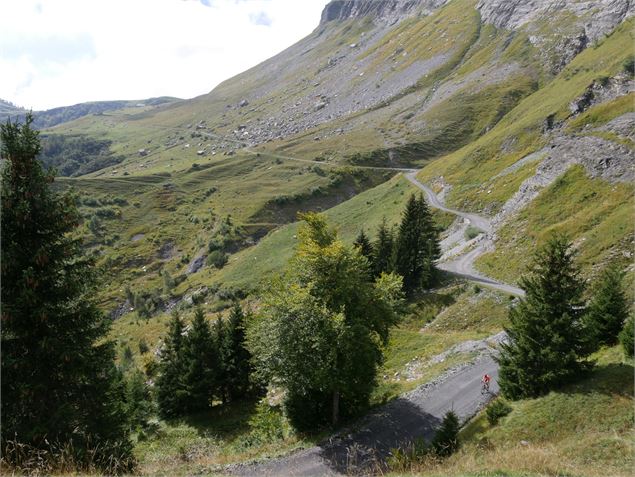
0,0,329,110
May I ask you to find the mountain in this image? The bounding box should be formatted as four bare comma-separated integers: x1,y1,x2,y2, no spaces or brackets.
0,96,181,129
21,2,634,473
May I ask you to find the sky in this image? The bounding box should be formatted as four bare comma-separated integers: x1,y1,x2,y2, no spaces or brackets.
0,0,330,110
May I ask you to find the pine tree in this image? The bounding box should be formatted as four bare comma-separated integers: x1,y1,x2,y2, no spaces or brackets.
394,194,440,294
619,313,634,359
353,229,374,268
431,411,460,457
183,307,217,413
498,234,591,399
373,218,395,277
0,114,133,471
220,303,253,401
156,311,188,417
584,263,629,348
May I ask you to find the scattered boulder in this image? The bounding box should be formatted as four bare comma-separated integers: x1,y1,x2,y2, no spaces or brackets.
239,99,249,107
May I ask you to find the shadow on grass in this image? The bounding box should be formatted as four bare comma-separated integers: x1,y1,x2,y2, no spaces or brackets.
172,398,260,440
561,362,634,398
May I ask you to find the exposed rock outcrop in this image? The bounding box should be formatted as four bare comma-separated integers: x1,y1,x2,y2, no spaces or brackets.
320,0,448,24
477,0,634,42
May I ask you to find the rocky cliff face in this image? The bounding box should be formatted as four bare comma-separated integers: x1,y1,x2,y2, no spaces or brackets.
320,0,447,24
477,0,634,41
321,0,634,40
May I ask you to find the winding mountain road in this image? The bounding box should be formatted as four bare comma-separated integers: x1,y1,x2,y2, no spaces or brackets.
226,157,523,477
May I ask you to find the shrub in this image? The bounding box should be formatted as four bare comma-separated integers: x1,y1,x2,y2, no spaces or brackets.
464,225,483,240
248,401,286,443
623,56,635,76
431,411,460,457
619,314,634,358
486,398,512,425
207,250,228,269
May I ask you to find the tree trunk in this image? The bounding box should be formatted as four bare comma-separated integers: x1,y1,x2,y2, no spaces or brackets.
332,390,340,427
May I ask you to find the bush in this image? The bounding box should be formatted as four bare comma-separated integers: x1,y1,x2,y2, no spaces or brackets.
464,225,483,240
486,398,512,425
248,401,286,443
431,411,460,457
619,314,634,358
623,56,635,76
207,250,228,269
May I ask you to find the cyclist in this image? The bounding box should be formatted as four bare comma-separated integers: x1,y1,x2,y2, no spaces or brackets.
481,374,491,393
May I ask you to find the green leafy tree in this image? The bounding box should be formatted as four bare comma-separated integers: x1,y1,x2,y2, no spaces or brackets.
431,411,460,457
156,311,188,417
219,303,253,401
584,263,629,347
249,213,403,429
394,194,440,294
183,307,217,413
0,114,133,472
619,313,634,358
353,229,374,267
373,218,395,277
498,235,591,399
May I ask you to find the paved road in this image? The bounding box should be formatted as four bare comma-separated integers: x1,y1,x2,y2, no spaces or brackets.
231,355,500,477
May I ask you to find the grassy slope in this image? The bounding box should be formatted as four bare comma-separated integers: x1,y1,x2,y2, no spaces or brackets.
396,347,633,477
416,19,634,283
476,165,634,284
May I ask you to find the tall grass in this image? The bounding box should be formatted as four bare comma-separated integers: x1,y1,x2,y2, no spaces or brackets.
1,438,136,476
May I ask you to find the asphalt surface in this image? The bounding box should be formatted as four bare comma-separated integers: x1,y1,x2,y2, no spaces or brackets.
231,356,499,476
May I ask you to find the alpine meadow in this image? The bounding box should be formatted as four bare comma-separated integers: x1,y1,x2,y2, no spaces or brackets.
1,1,633,476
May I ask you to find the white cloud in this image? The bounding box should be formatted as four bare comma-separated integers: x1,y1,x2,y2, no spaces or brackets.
0,0,330,110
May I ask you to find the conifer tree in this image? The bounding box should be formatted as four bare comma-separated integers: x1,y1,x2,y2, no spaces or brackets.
156,311,188,417
125,370,154,431
183,307,217,413
353,229,374,268
431,411,460,457
584,263,629,347
0,114,133,471
214,315,229,404
220,303,253,401
394,194,440,294
498,235,591,399
373,218,395,277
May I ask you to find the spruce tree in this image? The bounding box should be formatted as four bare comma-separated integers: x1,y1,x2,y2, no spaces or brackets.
183,307,217,413
214,315,229,404
220,303,253,401
0,115,133,471
156,310,188,417
584,263,629,347
125,370,154,431
353,229,374,268
498,234,591,399
431,411,460,457
373,218,395,277
394,194,440,294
